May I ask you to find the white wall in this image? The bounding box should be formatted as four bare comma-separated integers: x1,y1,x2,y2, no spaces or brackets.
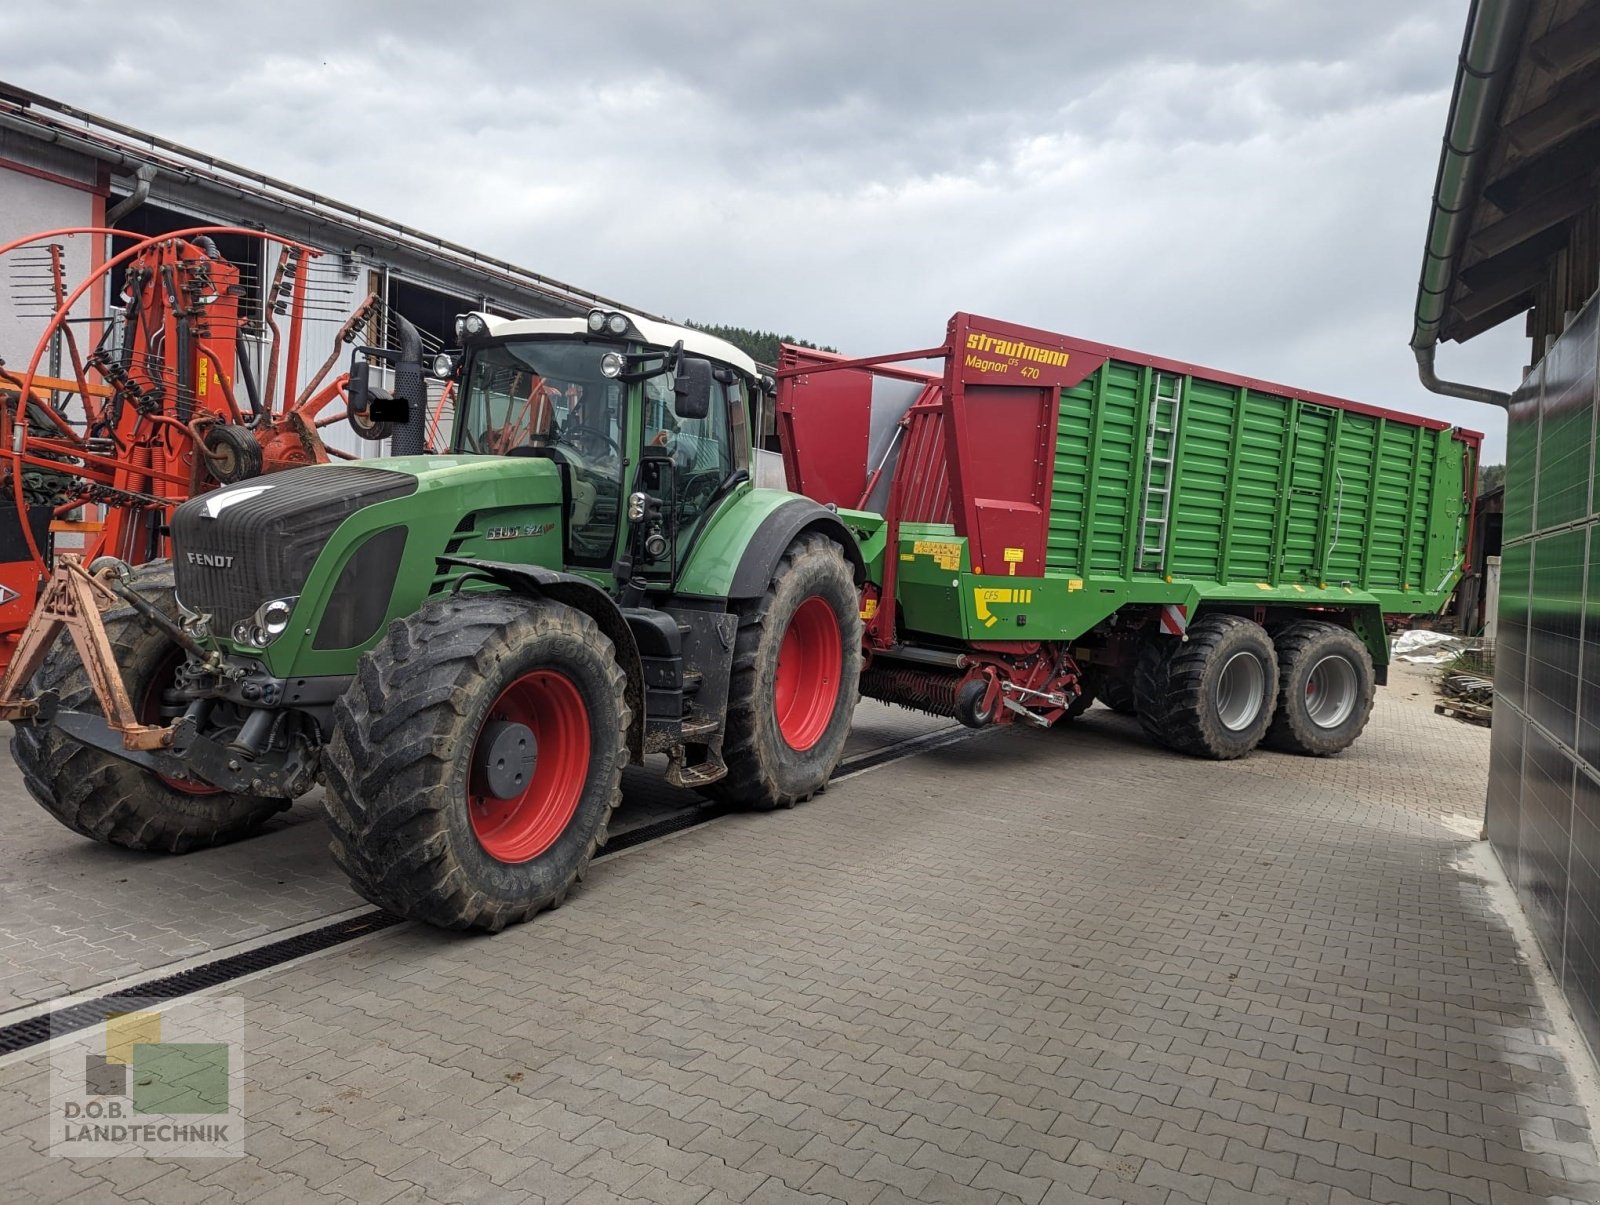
0,166,99,378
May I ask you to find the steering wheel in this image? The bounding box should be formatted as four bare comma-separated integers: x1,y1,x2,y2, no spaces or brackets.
679,471,721,516
560,427,621,461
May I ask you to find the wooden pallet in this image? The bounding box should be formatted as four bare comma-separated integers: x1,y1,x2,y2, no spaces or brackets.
1435,700,1492,727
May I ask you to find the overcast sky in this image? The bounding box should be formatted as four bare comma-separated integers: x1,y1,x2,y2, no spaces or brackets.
2,0,1516,459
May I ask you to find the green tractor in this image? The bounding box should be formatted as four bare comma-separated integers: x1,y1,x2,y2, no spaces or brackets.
11,309,866,930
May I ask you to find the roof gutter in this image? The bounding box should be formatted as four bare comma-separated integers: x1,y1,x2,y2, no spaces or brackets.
1410,0,1526,408
0,94,652,322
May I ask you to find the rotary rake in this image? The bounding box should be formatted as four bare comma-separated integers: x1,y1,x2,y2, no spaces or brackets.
0,224,442,671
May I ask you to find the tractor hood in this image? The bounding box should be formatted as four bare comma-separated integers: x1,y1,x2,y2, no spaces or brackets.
171,455,566,668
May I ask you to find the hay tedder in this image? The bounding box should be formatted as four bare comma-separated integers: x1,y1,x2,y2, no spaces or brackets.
0,224,428,673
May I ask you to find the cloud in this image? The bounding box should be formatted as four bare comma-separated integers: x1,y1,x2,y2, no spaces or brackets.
0,0,1512,458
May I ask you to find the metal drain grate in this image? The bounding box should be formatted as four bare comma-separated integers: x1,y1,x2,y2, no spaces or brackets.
0,910,404,1056
0,723,981,1058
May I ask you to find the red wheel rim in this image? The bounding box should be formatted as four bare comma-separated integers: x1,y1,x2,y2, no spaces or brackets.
469,670,590,863
141,648,219,797
773,596,843,752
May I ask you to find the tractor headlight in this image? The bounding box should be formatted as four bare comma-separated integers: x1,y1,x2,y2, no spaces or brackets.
454,314,466,341
600,351,624,379
258,596,297,637
235,596,298,647
588,308,631,337
430,352,456,379
462,313,488,338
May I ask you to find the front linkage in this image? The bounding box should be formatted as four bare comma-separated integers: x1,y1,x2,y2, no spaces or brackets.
0,555,317,798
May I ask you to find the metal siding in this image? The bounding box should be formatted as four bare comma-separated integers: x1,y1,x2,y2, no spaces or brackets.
1568,769,1600,1061
1488,285,1600,1067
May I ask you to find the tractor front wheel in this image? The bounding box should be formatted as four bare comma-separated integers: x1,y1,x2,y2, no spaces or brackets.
322,592,627,931
10,561,288,852
708,533,862,810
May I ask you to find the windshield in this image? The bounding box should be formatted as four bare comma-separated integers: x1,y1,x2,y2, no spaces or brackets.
455,339,622,458
456,338,627,565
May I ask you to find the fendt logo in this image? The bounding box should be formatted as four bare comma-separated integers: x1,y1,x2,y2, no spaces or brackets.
185,552,234,569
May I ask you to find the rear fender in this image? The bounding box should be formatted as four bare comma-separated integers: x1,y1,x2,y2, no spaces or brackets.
436,557,646,758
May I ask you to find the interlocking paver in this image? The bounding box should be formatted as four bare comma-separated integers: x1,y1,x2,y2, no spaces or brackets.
3,670,1599,1204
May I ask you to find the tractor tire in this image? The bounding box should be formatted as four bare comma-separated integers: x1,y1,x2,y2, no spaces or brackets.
707,533,862,810
1262,621,1375,756
1134,614,1277,760
9,561,287,852
322,592,628,931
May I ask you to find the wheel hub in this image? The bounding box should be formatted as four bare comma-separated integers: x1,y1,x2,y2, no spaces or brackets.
1215,650,1266,732
473,720,537,800
468,670,590,863
1304,654,1358,729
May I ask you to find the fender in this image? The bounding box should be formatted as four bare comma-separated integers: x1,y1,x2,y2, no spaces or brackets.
727,498,865,598
436,557,647,758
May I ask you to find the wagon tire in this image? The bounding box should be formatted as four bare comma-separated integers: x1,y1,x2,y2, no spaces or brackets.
706,534,862,811
1097,669,1138,715
9,561,287,852
323,592,627,931
1263,621,1375,756
1135,614,1277,759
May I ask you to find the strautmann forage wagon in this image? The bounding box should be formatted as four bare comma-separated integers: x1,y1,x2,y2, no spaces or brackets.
0,309,1476,929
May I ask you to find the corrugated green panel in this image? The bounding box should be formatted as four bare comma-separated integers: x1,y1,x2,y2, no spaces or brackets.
1167,382,1232,579
1048,376,1094,574
1222,392,1291,581
1086,363,1143,576
1280,405,1331,582
1045,355,1466,613
1365,420,1418,589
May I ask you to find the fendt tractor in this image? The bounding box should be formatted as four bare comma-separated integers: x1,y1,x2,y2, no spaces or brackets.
0,309,1477,931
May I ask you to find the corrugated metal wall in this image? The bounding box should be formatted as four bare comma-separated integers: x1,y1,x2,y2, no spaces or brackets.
1489,288,1600,1059
1048,357,1465,602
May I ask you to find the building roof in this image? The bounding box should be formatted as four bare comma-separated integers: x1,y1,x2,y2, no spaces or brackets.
0,79,655,323
1412,0,1600,350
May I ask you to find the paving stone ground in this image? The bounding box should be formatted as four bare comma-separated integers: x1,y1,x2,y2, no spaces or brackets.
4,666,1599,1204
0,701,957,1016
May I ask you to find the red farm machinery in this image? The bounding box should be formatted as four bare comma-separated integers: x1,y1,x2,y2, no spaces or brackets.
0,225,438,673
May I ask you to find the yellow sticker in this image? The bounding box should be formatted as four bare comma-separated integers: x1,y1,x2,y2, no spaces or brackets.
1256,582,1272,591
1003,547,1024,563
860,598,878,620
973,586,1033,627
1068,579,1083,592
197,355,210,398
912,540,962,571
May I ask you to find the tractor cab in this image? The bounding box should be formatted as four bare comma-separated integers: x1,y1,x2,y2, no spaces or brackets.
438,308,759,594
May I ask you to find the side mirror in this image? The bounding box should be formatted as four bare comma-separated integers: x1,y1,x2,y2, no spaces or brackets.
673,356,713,420
368,391,410,424
347,355,371,415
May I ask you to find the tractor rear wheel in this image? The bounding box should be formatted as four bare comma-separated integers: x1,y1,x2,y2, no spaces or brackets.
10,561,287,851
1263,621,1375,756
707,533,862,810
322,592,627,931
1134,614,1277,760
